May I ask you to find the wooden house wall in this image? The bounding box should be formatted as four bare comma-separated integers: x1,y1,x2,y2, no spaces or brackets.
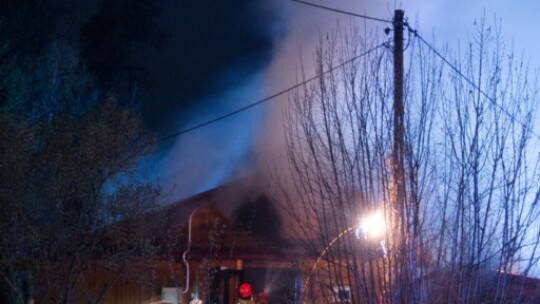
69,205,288,303
77,261,184,304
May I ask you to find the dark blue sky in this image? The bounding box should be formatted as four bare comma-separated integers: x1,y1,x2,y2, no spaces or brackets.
143,0,282,134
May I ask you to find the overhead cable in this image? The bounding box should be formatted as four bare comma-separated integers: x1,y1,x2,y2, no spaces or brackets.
289,0,391,24
160,43,386,142
409,25,540,139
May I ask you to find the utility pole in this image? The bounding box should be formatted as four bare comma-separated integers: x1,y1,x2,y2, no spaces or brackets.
392,10,405,234
393,9,405,161
391,9,411,303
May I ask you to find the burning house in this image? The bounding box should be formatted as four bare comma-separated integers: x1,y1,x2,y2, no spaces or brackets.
78,181,304,304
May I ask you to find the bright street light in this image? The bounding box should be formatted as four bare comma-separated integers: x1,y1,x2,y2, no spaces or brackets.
358,210,386,240
302,209,389,301
357,210,387,255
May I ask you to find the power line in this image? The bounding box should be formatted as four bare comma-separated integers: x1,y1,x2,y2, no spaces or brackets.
409,25,540,139
160,43,386,142
289,0,391,24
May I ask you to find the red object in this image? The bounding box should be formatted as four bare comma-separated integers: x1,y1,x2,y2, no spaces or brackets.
238,282,252,299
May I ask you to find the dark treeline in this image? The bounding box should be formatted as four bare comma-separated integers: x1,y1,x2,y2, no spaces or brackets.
0,1,164,303
0,0,161,119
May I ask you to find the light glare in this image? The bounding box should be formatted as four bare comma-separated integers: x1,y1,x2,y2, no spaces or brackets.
360,210,385,239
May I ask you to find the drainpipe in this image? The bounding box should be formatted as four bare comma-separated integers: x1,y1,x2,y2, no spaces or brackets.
181,208,199,295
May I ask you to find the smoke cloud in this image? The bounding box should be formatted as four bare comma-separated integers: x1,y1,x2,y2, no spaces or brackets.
158,0,540,203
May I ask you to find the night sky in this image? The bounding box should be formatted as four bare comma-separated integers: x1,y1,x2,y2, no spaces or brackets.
2,0,538,201
143,0,281,133
155,0,540,202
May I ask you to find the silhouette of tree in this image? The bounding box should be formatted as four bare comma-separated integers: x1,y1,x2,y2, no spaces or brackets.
0,100,160,303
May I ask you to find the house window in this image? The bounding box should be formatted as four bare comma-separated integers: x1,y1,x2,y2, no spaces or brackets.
331,285,351,303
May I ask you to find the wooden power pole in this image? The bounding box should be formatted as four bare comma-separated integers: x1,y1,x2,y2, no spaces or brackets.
391,9,411,303
392,11,405,232
393,9,405,161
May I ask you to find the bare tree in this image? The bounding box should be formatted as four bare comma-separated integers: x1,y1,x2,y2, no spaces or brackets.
426,18,540,304
276,16,540,304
